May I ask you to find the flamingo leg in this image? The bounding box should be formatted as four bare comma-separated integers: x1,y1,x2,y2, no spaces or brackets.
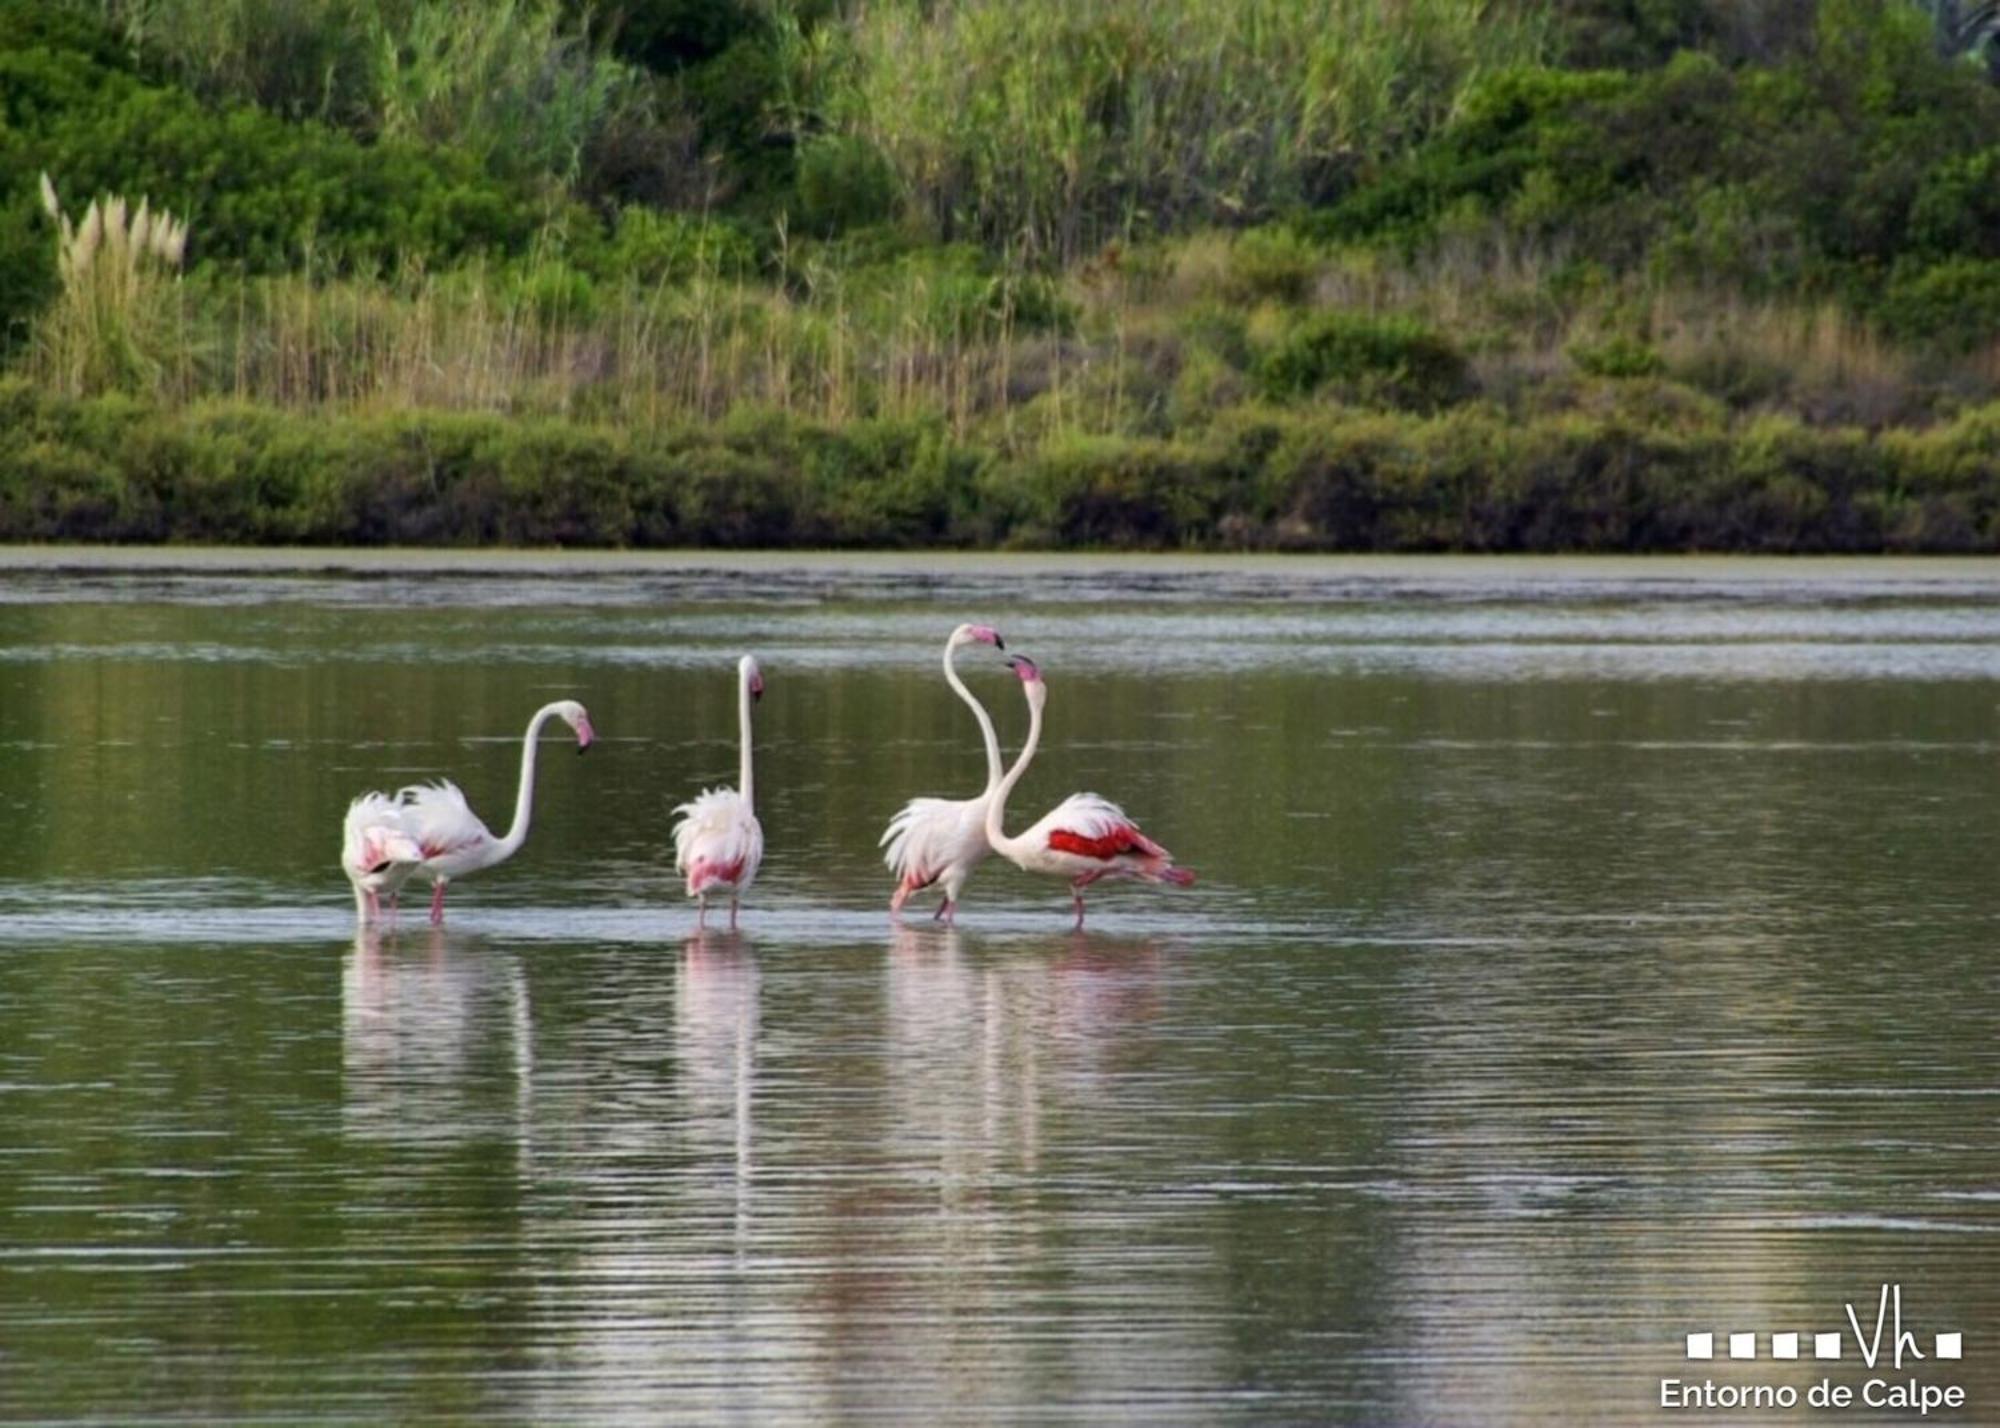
429,880,447,926
366,888,380,922
729,895,739,930
933,898,949,922
696,894,707,930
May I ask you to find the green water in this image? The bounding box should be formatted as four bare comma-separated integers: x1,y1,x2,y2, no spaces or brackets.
0,555,1995,1424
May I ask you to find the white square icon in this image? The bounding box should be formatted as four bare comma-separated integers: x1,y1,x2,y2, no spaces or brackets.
1937,1333,1962,1360
1730,1333,1756,1360
1687,1332,1714,1360
1815,1333,1842,1360
1773,1333,1799,1359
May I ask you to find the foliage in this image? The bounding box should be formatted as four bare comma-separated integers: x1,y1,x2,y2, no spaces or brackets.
826,0,1549,261
7,378,2000,551
1257,312,1471,411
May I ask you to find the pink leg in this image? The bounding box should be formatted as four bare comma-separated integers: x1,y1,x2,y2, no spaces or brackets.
933,899,949,922
1072,891,1086,929
696,896,707,930
429,881,446,926
366,888,380,922
941,899,956,926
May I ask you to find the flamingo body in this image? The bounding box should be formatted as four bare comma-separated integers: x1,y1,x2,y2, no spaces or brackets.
672,656,764,928
986,657,1194,927
402,779,499,875
881,623,1007,922
341,792,424,922
883,793,994,916
400,700,594,923
1005,792,1196,888
673,788,763,898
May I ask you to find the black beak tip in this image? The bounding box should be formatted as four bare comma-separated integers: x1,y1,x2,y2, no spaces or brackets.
994,634,1006,651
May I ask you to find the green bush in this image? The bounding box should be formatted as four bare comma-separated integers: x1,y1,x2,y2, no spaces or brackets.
1257,311,1470,411
793,135,901,237
1569,334,1666,378
1877,257,2000,349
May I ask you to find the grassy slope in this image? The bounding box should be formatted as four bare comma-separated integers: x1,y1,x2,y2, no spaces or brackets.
5,0,2000,550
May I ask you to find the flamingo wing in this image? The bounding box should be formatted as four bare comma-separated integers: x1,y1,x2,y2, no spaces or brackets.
340,788,422,888
1034,792,1172,861
673,787,763,894
399,780,493,861
881,796,963,889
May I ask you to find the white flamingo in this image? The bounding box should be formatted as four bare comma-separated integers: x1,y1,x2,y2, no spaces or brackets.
402,700,595,924
880,622,1008,923
341,792,424,923
986,656,1194,928
672,656,765,929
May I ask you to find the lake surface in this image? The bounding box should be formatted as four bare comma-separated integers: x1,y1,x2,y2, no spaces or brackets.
0,553,1995,1424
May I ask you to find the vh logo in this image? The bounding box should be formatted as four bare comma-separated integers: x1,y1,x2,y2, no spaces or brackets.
1683,1283,1963,1365
1845,1284,1952,1370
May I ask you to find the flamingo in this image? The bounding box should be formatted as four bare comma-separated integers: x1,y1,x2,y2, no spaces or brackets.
880,622,1008,923
672,656,765,929
986,656,1195,928
341,791,424,923
401,700,595,924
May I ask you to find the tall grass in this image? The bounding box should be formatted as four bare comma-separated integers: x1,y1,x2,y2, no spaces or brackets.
33,175,191,398
24,215,1962,449
56,0,645,183
831,0,1549,260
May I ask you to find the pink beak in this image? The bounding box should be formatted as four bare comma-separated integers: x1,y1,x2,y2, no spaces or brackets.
575,715,596,752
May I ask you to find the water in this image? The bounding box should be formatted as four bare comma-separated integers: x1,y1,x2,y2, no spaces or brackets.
0,553,1996,1424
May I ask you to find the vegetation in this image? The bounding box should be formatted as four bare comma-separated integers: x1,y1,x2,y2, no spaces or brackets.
4,0,2000,550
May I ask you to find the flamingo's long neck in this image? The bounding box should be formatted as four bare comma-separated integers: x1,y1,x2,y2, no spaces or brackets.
495,704,558,859
737,668,756,812
985,684,1044,860
944,639,1003,791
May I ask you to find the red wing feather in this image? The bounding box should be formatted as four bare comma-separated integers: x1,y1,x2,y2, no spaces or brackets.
1047,824,1166,861
689,857,746,891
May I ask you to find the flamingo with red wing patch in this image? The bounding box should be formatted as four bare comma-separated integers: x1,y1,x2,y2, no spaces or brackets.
985,662,1196,927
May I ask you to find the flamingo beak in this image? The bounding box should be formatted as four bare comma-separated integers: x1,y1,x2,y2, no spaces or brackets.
576,716,595,754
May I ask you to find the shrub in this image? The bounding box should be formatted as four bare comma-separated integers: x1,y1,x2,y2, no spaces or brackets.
1257,311,1470,411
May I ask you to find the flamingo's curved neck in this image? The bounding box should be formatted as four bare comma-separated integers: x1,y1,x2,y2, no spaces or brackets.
737,667,756,812
495,704,560,859
985,684,1044,859
944,639,1003,791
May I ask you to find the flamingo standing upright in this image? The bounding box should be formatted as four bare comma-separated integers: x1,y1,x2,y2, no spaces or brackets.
401,700,595,924
880,622,1008,923
672,656,765,929
341,791,424,923
985,656,1195,928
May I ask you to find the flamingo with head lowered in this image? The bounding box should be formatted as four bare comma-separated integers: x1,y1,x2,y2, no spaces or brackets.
986,656,1194,928
341,791,424,923
881,622,1007,923
401,700,595,924
673,656,765,929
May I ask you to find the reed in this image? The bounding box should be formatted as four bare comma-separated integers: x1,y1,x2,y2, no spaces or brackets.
834,0,1548,261
33,175,191,398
